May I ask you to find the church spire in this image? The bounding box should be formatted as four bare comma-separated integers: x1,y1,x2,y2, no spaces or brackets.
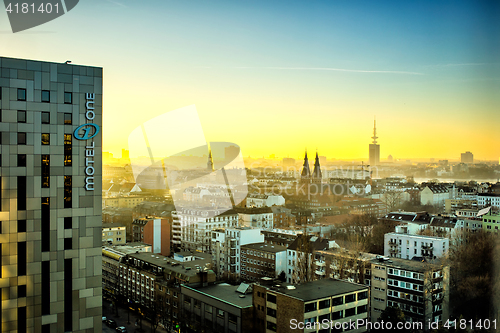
312,151,322,182
301,150,311,177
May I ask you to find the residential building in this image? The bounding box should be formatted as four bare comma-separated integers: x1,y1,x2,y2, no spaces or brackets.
102,222,126,245
370,257,450,326
172,207,239,252
481,207,500,233
211,227,264,280
102,195,146,208
477,193,500,209
270,206,296,228
286,235,330,284
0,56,102,332
314,250,376,285
384,233,449,260
421,185,451,206
238,207,274,229
118,251,215,320
240,243,287,282
380,212,432,235
253,279,369,333
262,229,299,247
132,217,171,256
246,193,285,208
102,243,152,298
180,283,254,333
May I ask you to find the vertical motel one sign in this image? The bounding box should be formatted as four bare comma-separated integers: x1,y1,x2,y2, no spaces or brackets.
73,93,100,191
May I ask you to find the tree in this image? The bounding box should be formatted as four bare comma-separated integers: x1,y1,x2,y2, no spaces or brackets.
381,190,404,213
292,234,316,284
448,230,498,321
378,306,406,332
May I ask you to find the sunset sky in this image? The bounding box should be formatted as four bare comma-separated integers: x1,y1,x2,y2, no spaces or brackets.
1,0,499,161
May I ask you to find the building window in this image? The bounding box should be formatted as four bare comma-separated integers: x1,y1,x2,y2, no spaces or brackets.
18,132,27,145
18,285,27,298
41,155,50,188
63,217,72,229
18,154,26,167
319,299,330,309
332,296,343,306
41,133,50,145
64,134,72,166
17,88,26,101
64,113,72,124
345,307,356,317
41,90,50,103
41,111,50,124
64,92,72,104
17,110,26,123
17,176,27,210
18,220,26,232
305,302,317,312
357,291,368,300
266,294,277,303
64,176,72,208
41,198,50,251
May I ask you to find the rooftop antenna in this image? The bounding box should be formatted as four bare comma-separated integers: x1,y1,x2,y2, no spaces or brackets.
64,60,71,64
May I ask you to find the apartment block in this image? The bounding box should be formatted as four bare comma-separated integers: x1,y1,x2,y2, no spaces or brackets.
180,283,254,333
211,227,264,280
102,222,126,245
370,257,449,326
240,242,287,282
254,279,369,333
384,233,449,260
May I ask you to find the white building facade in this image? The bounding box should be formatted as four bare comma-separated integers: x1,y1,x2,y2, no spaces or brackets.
210,227,264,279
385,233,449,260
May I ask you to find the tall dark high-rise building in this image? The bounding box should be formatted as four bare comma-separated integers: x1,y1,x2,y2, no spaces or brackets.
0,56,102,332
369,119,380,166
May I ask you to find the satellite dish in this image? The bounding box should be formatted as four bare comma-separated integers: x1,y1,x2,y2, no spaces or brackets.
365,185,372,193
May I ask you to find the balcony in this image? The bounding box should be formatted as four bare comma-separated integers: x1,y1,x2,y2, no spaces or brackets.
421,244,433,250
315,269,326,276
388,240,397,246
389,248,398,254
315,261,326,267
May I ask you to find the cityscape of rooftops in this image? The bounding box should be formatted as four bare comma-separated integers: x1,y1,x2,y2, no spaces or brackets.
1,0,499,332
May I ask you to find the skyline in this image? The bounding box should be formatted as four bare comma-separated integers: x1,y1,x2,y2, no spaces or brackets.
1,0,499,160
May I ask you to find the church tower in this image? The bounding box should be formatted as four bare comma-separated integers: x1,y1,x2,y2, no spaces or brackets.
312,151,322,184
300,151,311,186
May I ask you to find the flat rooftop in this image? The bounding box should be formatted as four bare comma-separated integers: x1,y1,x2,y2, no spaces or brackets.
183,283,253,308
265,279,367,302
241,242,287,253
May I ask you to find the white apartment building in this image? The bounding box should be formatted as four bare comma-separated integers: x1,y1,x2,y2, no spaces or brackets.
238,207,274,229
171,207,239,252
246,193,285,208
210,227,264,280
385,232,449,260
477,193,500,209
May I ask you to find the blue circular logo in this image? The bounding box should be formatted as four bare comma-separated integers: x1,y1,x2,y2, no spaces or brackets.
74,123,100,140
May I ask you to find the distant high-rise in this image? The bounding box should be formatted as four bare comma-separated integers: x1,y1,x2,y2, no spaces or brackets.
0,56,103,332
461,151,474,164
369,119,380,166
